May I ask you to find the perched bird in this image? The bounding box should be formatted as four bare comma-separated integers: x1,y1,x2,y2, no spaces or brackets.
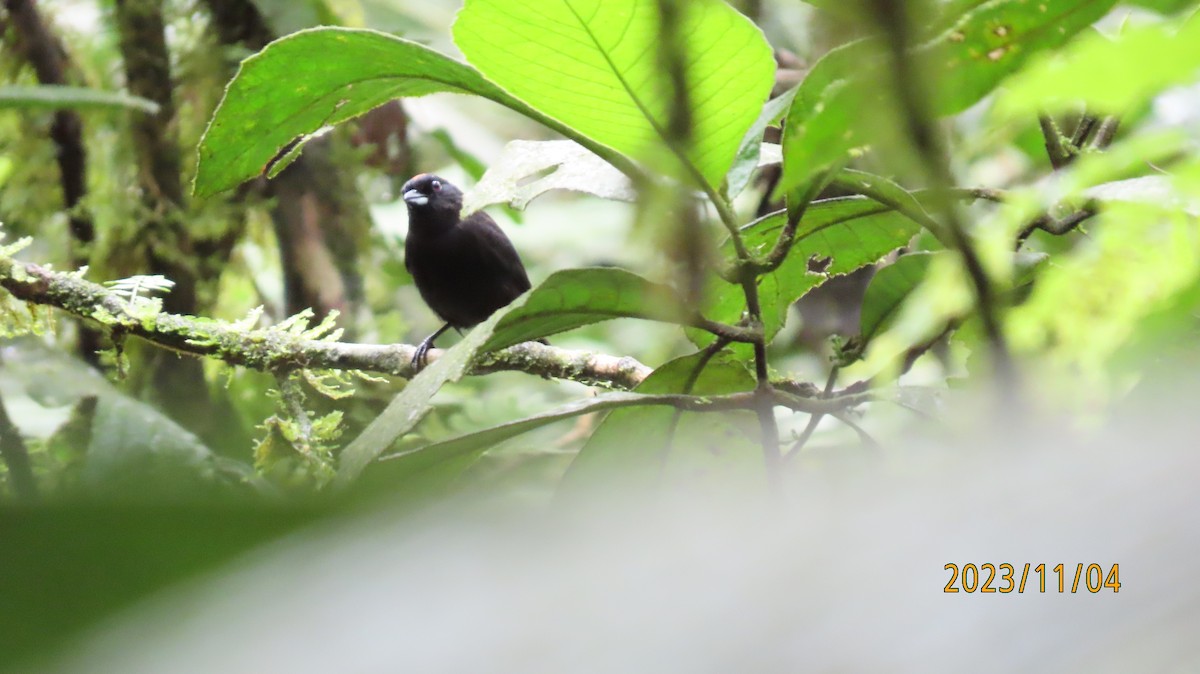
402,174,533,367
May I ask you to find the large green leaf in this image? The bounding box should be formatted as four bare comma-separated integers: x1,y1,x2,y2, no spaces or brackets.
194,27,628,198
483,267,689,352
694,197,922,346
779,0,1119,194
561,352,759,491
453,0,775,189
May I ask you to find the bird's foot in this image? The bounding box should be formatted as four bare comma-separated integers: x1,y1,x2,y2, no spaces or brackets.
412,324,452,371
412,336,436,369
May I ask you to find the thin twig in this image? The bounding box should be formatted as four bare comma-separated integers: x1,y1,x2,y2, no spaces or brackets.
659,337,730,478
1087,116,1120,151
1016,203,1097,247
1070,113,1098,149
740,275,783,491
689,315,762,343
865,0,1017,399
1038,114,1074,169
830,411,881,451
784,364,839,461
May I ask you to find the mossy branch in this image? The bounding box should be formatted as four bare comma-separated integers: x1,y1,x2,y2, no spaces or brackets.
0,256,651,390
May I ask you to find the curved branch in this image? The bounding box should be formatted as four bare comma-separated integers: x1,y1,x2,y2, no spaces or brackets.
0,257,651,390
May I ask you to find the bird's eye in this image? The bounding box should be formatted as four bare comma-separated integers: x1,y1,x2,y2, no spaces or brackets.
431,180,442,192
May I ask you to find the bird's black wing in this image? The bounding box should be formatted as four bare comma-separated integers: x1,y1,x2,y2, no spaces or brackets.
458,211,533,301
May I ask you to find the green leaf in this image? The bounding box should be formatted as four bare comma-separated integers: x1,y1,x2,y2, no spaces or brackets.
859,252,937,343
373,391,693,490
483,267,689,352
562,352,759,491
995,13,1200,118
194,27,616,198
832,169,936,225
724,86,797,200
920,0,1118,114
779,0,1119,194
695,197,923,346
335,304,515,485
0,85,159,113
453,0,775,189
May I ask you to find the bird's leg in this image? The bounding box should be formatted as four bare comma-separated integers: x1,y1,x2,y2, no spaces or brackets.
413,323,453,369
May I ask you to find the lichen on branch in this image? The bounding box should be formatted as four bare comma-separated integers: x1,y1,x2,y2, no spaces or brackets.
0,254,651,390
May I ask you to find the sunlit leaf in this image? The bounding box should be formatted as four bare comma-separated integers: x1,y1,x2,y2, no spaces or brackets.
194,27,621,197
1008,201,1200,388
454,0,775,189
1123,0,1198,15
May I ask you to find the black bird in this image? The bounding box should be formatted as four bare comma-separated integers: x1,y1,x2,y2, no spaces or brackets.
402,174,533,367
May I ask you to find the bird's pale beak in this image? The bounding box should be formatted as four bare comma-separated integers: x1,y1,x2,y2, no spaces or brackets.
403,189,429,206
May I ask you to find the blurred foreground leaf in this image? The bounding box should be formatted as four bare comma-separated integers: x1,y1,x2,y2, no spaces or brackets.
780,0,1118,193
0,503,321,671
996,13,1200,117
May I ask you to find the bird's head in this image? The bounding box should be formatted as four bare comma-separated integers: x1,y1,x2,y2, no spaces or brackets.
402,174,463,221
